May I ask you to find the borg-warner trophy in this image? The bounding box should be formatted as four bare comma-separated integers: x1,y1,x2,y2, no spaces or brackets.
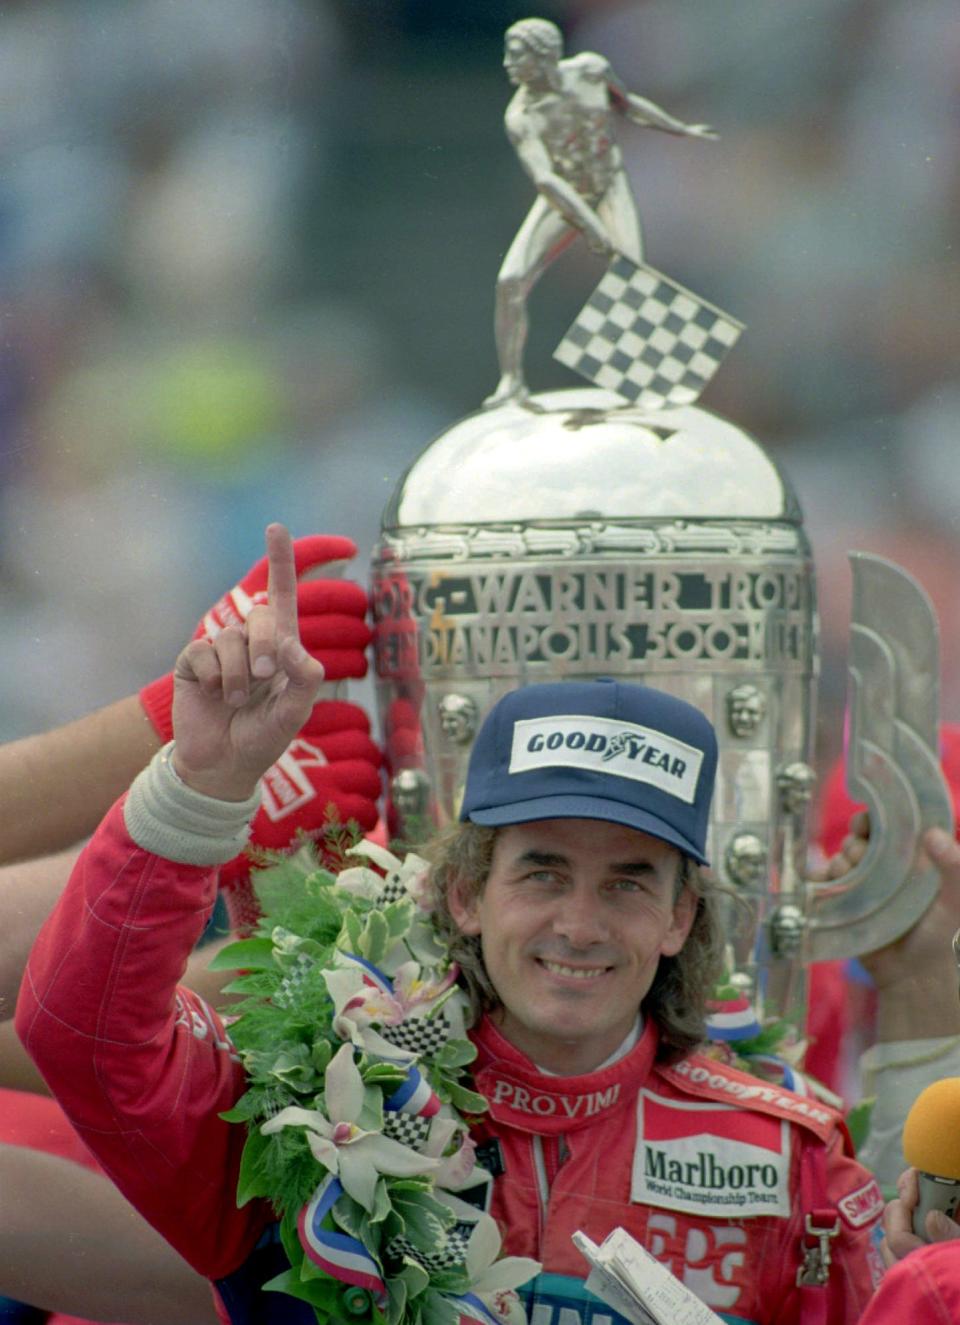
371,17,953,1033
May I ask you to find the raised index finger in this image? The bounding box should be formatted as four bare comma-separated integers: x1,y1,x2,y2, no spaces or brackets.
265,522,300,644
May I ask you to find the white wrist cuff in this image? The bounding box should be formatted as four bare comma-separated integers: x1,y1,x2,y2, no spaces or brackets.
123,742,262,867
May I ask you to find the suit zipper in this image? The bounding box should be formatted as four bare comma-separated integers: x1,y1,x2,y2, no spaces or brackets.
532,1134,550,1247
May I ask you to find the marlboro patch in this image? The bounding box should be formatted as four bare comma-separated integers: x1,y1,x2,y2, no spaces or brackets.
633,1089,791,1218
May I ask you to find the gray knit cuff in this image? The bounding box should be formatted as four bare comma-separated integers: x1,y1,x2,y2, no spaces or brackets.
123,742,262,867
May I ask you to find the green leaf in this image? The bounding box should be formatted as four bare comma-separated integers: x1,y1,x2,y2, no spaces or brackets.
219,972,277,998
382,898,414,940
311,1037,334,1074
360,909,389,964
262,1265,342,1313
392,1190,455,1231
332,1192,368,1241
362,1062,409,1089
341,910,363,953
435,1039,477,1070
357,1085,385,1133
390,1203,446,1249
845,1096,875,1156
398,1259,430,1300
235,1127,271,1207
381,1209,406,1244
420,1289,460,1325
370,1177,393,1225
387,1177,434,1196
427,1268,470,1294
218,1090,263,1124
386,1275,408,1325
267,1044,319,1093
445,1081,488,1114
208,936,276,972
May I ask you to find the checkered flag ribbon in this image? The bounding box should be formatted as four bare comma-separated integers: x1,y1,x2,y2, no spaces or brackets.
387,1221,474,1274
379,1014,452,1057
273,952,315,1010
555,255,743,409
378,873,410,906
381,1111,432,1149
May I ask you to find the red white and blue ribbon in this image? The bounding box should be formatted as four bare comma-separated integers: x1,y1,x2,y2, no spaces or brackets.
340,951,395,999
745,1052,799,1092
384,1062,441,1117
298,1173,387,1306
705,992,762,1043
339,952,441,1117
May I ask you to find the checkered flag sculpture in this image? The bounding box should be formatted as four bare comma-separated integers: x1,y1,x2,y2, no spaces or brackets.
555,255,743,408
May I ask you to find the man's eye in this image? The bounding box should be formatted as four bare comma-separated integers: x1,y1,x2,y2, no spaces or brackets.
610,878,643,893
527,870,560,884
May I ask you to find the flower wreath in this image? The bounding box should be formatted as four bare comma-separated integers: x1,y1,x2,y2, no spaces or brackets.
211,835,539,1325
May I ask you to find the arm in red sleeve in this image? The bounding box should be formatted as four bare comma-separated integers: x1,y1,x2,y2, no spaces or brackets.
15,797,269,1281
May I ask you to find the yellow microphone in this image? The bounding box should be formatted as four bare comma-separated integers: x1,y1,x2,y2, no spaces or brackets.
902,1077,960,1239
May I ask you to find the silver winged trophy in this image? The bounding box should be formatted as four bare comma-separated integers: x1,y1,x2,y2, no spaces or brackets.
370,17,952,1031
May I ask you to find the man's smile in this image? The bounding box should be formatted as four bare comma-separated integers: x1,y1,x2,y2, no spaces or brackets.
536,957,614,981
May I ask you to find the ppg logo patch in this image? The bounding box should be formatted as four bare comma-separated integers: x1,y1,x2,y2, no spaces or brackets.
509,714,702,803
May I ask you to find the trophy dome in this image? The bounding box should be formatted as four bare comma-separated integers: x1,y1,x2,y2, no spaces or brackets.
382,388,802,530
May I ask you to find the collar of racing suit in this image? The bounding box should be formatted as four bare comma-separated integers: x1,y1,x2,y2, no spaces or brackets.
470,1014,660,1135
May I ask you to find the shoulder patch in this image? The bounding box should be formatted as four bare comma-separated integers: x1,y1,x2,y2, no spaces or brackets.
837,1177,884,1229
659,1054,839,1143
633,1087,792,1218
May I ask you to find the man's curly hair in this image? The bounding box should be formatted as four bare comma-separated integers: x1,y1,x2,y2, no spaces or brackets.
505,18,564,61
425,820,725,1063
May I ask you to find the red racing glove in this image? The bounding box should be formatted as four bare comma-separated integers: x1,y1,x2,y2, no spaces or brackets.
220,699,384,933
139,534,371,742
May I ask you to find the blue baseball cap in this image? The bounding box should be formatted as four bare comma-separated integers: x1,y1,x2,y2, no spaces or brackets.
459,678,717,864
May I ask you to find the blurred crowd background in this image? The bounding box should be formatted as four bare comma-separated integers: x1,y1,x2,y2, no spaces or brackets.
0,0,957,787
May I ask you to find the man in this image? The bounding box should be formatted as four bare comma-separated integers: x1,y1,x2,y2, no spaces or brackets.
427,678,884,1323
18,525,882,1323
486,17,715,407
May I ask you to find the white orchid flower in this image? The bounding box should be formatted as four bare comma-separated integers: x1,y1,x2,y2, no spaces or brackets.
333,865,384,901
434,1133,478,1190
321,966,416,1063
344,840,434,910
392,959,459,1017
261,1044,438,1212
484,1289,530,1325
465,1213,540,1297
422,1115,478,1190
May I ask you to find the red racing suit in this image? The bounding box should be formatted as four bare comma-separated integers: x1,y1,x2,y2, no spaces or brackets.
470,1018,885,1325
17,799,884,1325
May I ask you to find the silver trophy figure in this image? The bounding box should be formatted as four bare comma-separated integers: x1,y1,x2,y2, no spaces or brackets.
371,19,952,1031
488,17,716,409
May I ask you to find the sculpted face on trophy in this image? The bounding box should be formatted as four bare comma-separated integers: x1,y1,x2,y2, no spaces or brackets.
776,761,817,817
724,832,768,889
371,16,953,1030
390,768,431,824
437,694,479,745
769,904,807,960
726,683,766,739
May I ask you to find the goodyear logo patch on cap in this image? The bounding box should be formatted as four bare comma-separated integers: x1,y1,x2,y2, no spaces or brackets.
508,714,703,803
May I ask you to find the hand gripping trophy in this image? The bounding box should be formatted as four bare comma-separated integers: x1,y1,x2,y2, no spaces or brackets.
371,18,953,1036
